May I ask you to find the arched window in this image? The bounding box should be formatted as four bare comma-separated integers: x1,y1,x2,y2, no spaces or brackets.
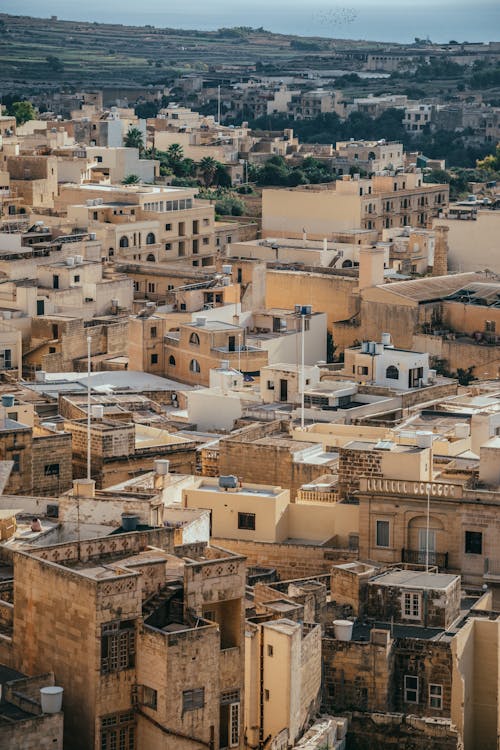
386,365,399,380
146,232,156,245
169,355,176,366
189,359,200,373
189,332,200,345
368,151,376,160
119,236,129,248
108,247,114,257
146,253,156,262
342,259,353,268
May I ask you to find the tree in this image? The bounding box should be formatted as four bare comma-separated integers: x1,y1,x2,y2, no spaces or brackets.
124,126,144,153
477,143,500,173
122,174,141,184
9,101,35,126
166,143,184,168
199,156,218,188
46,55,64,73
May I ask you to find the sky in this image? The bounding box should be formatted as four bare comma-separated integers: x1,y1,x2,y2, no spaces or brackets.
1,0,499,43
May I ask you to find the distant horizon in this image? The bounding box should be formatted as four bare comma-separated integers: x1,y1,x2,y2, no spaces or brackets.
1,1,499,44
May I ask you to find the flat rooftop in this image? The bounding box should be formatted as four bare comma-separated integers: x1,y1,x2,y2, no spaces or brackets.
370,569,459,591
196,481,282,498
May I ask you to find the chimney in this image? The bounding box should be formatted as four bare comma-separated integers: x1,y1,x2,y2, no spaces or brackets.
433,225,449,276
358,246,385,290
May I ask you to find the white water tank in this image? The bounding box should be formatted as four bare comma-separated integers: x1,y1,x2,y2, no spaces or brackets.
66,257,75,267
75,255,84,265
333,619,354,642
40,686,63,714
196,316,207,326
361,341,369,353
381,332,391,346
91,405,104,419
416,430,433,449
222,264,232,274
41,422,57,432
35,370,46,383
220,359,230,370
375,343,384,355
155,459,170,475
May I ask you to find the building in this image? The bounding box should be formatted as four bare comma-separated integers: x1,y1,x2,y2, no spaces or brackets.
262,173,449,239
0,522,247,750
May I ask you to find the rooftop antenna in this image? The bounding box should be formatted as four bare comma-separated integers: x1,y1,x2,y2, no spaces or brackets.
87,335,91,481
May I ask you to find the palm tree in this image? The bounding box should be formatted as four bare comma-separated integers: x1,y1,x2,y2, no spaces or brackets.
124,127,144,153
166,143,184,169
199,156,218,188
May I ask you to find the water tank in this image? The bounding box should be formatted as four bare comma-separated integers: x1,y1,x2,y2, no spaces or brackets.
41,422,57,432
222,277,230,286
301,305,312,316
333,619,354,642
416,430,433,449
220,359,230,370
89,232,97,240
111,298,119,308
219,475,238,489
1,394,15,408
35,370,46,383
40,686,64,714
368,342,376,354
455,423,470,438
195,316,207,326
66,256,75,267
121,514,140,531
155,459,170,475
381,332,391,346
222,264,232,274
375,343,384,355
91,405,104,419
361,341,369,353
75,255,84,265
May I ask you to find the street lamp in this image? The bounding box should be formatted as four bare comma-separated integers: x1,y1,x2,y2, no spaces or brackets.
295,304,312,429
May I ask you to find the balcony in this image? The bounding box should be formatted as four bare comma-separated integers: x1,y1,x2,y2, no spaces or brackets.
401,549,448,570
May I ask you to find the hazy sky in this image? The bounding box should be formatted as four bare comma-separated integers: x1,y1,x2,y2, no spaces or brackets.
2,0,499,43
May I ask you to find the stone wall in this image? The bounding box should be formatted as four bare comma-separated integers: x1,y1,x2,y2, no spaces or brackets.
211,538,357,580
32,432,73,495
0,712,63,750
346,711,462,750
338,446,382,498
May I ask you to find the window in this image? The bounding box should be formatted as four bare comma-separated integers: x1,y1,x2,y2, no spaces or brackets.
150,354,158,365
147,282,156,293
165,243,172,251
264,689,270,701
230,702,240,747
150,326,157,338
141,686,157,710
146,232,156,245
146,253,155,262
189,359,201,373
189,332,200,345
465,530,482,555
267,380,275,390
101,620,135,674
12,453,20,473
429,684,443,710
357,365,369,375
485,320,496,333
165,223,172,231
7,412,17,421
404,676,419,703
49,347,56,354
376,520,389,548
238,512,255,531
100,712,135,750
403,592,421,620
44,463,60,477
182,688,205,713
169,355,176,366
386,365,399,380
203,237,209,245
73,275,80,283
133,281,139,292
119,236,129,248
267,645,274,657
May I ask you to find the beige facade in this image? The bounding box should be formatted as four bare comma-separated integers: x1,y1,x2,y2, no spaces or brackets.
60,183,217,267
262,173,449,239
